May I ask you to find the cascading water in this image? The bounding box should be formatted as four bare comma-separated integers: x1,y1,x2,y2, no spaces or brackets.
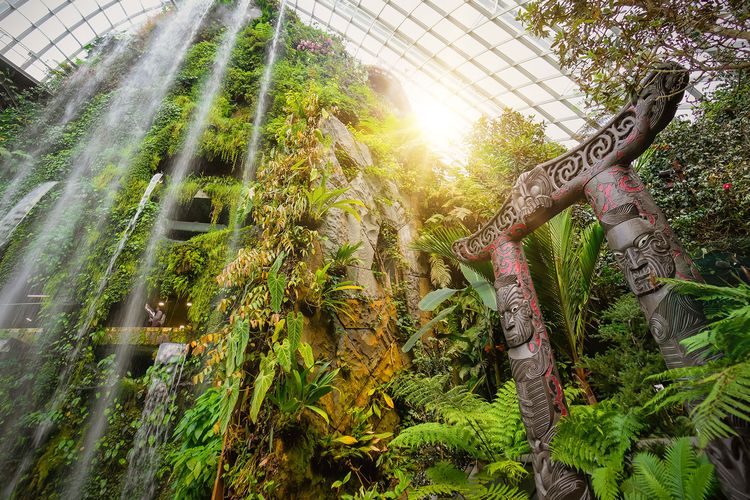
1,173,163,499
0,0,213,332
0,1,213,495
120,343,187,500
0,37,132,214
64,2,257,496
229,0,288,254
0,181,57,249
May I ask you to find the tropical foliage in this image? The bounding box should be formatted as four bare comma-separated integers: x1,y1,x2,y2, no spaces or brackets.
524,207,605,403
1,0,749,498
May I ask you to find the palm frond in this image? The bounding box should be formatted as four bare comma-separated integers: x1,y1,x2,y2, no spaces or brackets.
411,224,494,280
524,208,604,365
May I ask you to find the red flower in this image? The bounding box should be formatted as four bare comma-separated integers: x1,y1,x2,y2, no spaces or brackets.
723,182,732,191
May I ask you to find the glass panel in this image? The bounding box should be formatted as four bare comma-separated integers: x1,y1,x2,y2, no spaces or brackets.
433,18,462,43
38,16,67,41
452,34,485,58
449,3,483,27
410,3,441,28
3,11,29,37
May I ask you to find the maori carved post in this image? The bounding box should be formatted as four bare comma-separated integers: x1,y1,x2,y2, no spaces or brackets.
585,164,750,499
492,239,592,499
453,64,750,498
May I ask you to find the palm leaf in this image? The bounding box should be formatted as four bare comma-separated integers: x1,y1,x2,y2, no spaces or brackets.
402,306,457,352
664,437,694,498
411,224,494,280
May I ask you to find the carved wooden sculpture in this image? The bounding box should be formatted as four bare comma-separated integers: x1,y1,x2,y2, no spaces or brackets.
453,64,750,499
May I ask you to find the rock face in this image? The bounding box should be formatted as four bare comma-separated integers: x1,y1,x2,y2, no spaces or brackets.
310,115,430,430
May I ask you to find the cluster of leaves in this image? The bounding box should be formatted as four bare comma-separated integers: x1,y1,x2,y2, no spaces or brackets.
520,0,750,106
552,401,643,499
646,280,750,447
388,374,529,499
638,73,750,258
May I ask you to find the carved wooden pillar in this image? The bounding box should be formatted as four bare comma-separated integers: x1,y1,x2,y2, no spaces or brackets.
585,164,750,499
491,239,592,500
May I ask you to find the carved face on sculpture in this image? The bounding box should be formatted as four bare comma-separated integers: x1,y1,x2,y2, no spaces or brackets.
606,215,675,296
512,167,554,221
496,276,534,347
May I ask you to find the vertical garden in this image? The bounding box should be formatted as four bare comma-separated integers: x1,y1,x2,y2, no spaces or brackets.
0,0,748,498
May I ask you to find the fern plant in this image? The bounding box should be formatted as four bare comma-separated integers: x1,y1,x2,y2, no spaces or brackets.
645,280,750,446
551,401,642,500
408,461,528,500
621,437,716,500
411,222,494,284
390,375,529,462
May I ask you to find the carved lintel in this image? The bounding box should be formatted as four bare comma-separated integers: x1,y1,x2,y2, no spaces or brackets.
492,240,592,500
452,64,688,263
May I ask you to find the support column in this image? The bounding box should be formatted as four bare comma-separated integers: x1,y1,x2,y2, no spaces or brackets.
585,164,750,499
491,239,591,500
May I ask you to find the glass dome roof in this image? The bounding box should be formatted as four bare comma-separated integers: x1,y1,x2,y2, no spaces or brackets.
0,0,172,82
0,0,706,152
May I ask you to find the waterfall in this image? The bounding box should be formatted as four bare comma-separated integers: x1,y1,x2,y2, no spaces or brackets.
64,1,257,496
120,343,188,500
0,37,132,214
1,173,163,499
0,0,213,496
0,181,57,250
229,0,288,255
0,0,213,332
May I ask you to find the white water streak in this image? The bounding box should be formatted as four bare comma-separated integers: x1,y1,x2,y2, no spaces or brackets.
1,174,162,499
229,0,288,254
0,0,213,332
0,38,132,214
121,347,186,499
65,2,257,496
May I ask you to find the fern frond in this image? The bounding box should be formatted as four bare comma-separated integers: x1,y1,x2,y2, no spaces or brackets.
591,466,620,500
408,461,528,500
411,224,494,280
690,360,750,445
630,452,672,500
624,439,716,500
481,460,528,485
391,376,528,461
665,437,694,498
429,254,452,288
389,422,475,454
552,402,641,473
685,463,715,500
479,482,528,500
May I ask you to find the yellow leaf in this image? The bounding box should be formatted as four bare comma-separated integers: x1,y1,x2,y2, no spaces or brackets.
334,436,358,445
383,393,394,409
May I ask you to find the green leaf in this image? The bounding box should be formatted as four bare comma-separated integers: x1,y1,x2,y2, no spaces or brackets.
268,272,287,313
306,405,330,424
298,342,314,368
418,288,460,311
272,319,285,343
218,376,241,434
287,311,303,353
270,251,286,275
402,306,457,352
249,353,277,423
275,340,292,373
460,264,497,311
